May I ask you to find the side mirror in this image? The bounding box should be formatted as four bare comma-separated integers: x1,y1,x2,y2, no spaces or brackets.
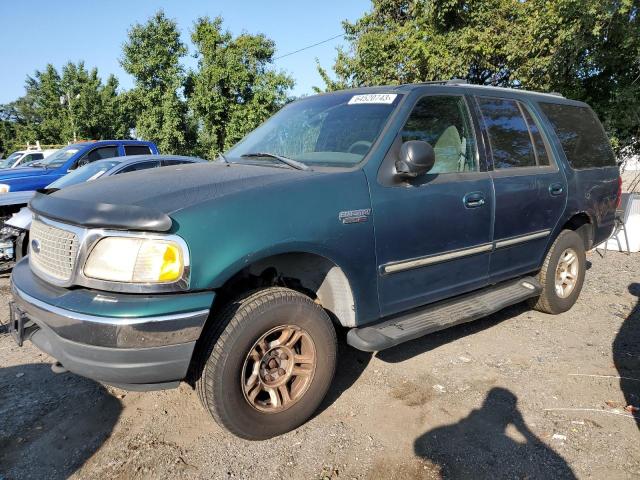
395,140,435,178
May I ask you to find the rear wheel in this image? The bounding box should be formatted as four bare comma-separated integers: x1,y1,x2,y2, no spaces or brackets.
194,287,337,440
529,229,586,314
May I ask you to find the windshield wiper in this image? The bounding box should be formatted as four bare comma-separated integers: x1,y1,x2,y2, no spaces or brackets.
240,152,310,171
29,162,47,168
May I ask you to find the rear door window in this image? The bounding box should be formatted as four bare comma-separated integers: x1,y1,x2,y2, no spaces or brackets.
477,97,538,169
538,103,615,169
124,145,152,156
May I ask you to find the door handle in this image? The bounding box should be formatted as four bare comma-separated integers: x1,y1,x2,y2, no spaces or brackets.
463,192,486,208
549,183,564,196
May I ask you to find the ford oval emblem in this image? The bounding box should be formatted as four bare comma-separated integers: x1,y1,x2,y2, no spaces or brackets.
31,239,41,254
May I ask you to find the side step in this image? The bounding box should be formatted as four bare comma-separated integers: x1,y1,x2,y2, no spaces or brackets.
347,277,541,352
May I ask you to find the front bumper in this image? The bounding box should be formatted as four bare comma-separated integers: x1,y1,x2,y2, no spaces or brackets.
10,258,215,389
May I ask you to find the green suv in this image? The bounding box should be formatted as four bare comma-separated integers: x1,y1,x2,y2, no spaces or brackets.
9,83,620,439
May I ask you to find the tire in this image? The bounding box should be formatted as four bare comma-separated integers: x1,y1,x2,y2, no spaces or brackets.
529,229,586,314
194,287,337,440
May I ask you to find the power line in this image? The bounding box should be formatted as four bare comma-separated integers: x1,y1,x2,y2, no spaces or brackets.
274,33,345,60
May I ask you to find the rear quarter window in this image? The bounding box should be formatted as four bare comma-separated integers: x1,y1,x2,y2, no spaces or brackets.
539,103,615,169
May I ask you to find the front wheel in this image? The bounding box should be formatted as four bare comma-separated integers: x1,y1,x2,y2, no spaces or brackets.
194,287,337,440
529,229,586,314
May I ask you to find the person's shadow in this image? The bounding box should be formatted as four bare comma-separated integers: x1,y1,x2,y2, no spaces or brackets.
414,387,576,479
0,362,122,479
613,282,640,429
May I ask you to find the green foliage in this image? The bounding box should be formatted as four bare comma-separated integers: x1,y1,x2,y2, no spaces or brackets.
0,62,133,156
319,0,640,151
186,17,294,158
1,10,295,158
121,11,193,154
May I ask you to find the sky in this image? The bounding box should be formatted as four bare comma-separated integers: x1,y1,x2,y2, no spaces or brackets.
0,0,371,104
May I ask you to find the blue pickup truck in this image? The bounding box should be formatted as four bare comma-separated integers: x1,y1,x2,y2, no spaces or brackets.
0,140,158,193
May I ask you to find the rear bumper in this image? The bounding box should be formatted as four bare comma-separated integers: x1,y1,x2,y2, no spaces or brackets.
10,258,214,389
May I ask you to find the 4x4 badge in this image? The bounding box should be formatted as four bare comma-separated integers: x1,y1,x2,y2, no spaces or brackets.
338,209,371,224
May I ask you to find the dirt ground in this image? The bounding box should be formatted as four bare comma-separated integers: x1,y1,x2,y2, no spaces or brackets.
1,250,639,479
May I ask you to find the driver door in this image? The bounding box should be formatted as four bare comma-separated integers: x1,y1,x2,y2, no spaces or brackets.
72,145,119,170
369,94,495,317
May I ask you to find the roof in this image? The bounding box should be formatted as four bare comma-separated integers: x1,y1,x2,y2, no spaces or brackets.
67,140,156,149
118,154,205,164
90,154,205,168
324,81,586,106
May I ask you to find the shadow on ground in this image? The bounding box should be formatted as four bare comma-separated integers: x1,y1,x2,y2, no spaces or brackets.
318,302,530,415
0,362,121,479
414,387,576,479
316,329,373,415
613,282,640,429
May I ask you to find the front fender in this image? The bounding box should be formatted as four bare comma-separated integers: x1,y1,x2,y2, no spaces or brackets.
171,169,380,323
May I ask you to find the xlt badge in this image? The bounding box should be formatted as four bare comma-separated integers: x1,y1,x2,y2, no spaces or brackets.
338,209,371,224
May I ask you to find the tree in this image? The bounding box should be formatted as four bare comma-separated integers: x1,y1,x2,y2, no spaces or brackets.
121,10,193,154
24,64,66,144
0,62,132,156
319,0,640,151
59,62,132,141
186,16,294,158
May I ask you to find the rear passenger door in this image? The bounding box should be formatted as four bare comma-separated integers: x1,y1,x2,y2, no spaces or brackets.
475,96,566,283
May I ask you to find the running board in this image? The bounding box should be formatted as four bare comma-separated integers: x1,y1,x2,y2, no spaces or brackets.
347,277,541,352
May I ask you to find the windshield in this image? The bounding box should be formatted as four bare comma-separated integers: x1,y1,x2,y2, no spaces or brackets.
0,152,23,168
226,92,402,168
38,145,81,168
47,159,120,189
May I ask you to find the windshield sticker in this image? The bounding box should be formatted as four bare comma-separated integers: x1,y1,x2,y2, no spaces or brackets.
348,94,397,105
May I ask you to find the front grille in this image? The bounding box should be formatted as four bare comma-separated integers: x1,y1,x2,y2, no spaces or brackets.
30,219,79,282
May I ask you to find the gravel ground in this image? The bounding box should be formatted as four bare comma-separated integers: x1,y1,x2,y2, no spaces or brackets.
1,250,639,479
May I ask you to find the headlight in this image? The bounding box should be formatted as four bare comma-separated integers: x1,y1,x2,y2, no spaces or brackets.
0,184,10,193
84,237,185,283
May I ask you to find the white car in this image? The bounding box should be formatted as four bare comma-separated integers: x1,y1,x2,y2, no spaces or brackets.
0,150,46,169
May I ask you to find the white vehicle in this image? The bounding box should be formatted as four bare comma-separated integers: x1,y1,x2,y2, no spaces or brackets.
0,150,45,169
41,149,59,158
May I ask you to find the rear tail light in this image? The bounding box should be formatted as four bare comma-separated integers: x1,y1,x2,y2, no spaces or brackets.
616,175,622,208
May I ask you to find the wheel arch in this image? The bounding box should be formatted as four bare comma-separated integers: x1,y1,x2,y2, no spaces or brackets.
214,251,358,328
561,211,594,249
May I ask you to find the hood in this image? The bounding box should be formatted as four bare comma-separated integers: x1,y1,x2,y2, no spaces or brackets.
30,162,321,231
0,166,48,180
0,190,35,207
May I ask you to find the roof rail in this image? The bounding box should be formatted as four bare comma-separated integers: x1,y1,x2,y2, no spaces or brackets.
411,80,566,98
419,79,468,86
